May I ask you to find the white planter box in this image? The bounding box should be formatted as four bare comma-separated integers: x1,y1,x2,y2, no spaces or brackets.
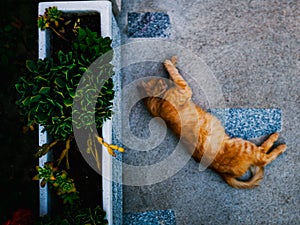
38,1,120,224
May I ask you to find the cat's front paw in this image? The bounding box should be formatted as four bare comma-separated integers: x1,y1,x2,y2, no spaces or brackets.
164,56,177,67
164,59,173,66
171,56,177,65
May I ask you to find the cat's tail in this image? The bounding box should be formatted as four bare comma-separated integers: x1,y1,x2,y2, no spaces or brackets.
222,166,264,189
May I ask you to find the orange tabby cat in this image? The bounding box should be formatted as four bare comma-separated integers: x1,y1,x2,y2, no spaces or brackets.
140,56,287,188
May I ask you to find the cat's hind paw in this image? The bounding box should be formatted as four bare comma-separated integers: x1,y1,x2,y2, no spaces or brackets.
270,132,279,141
276,144,287,154
164,56,177,67
164,59,173,66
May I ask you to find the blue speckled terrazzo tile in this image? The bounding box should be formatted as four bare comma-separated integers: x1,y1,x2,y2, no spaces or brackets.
128,12,171,38
208,108,281,140
123,209,176,225
111,16,123,225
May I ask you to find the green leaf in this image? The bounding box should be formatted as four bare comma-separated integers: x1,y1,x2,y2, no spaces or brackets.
15,83,23,93
57,50,65,63
73,42,78,50
47,98,55,105
78,67,87,73
52,116,60,124
39,87,51,95
86,37,92,45
78,28,87,41
19,77,31,87
54,77,65,88
69,90,75,98
38,112,49,122
79,43,87,52
63,99,73,107
54,90,65,98
56,102,64,113
35,76,49,83
21,97,31,106
30,95,42,103
26,60,37,72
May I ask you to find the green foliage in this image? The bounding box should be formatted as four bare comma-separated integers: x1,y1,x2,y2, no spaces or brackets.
14,6,113,222
33,162,57,187
37,16,48,30
33,164,108,224
37,6,63,30
45,6,63,23
15,27,114,141
73,28,113,65
33,162,79,205
36,205,108,225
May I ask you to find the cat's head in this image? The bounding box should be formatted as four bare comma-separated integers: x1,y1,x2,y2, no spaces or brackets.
140,79,168,97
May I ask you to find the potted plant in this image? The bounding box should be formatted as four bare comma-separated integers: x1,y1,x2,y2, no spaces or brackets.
14,2,122,224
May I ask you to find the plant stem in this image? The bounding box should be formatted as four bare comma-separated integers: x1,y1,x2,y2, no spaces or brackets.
89,207,96,225
92,136,100,171
57,137,71,169
35,139,60,157
49,26,68,41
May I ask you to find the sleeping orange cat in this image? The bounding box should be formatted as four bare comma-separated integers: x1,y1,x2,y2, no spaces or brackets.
140,56,287,189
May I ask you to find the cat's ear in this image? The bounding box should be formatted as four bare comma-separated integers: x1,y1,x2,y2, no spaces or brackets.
139,81,151,95
141,81,148,89
158,79,165,86
158,79,167,90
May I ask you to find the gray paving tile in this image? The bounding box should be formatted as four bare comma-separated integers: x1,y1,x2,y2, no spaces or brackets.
116,1,300,224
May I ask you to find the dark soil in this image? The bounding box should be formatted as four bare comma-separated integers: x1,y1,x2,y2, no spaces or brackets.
51,12,101,55
48,11,104,214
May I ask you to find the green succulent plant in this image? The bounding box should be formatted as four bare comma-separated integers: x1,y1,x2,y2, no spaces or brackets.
37,6,67,40
37,6,63,30
37,15,48,30
15,7,121,222
45,6,63,24
33,162,57,187
15,28,114,142
15,26,116,171
33,162,79,205
36,205,108,225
